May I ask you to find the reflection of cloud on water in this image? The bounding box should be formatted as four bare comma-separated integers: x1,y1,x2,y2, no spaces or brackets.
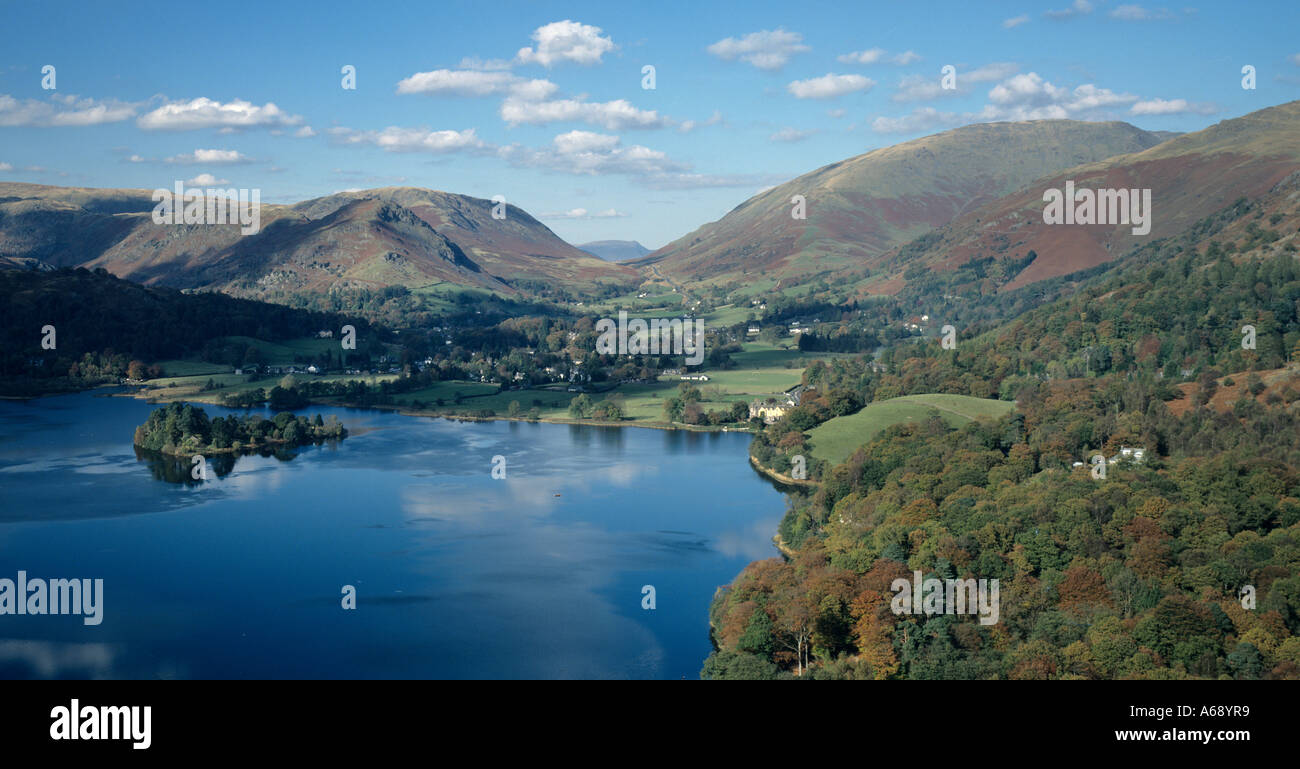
713,515,784,561
0,639,116,679
399,460,659,523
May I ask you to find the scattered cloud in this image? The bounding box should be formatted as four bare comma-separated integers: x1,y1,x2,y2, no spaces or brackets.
1110,5,1175,20
678,110,723,133
396,69,559,100
165,149,253,165
185,173,230,186
329,126,489,154
500,130,684,177
891,51,921,65
294,126,316,138
837,48,886,65
872,106,963,134
137,97,302,131
1003,15,1030,28
827,108,847,118
891,62,1019,102
707,28,809,71
770,127,815,142
540,207,626,219
500,95,669,130
787,73,874,99
1130,98,1217,115
0,93,136,127
457,56,514,71
874,71,1152,133
516,20,615,67
0,161,11,171
1045,0,1094,20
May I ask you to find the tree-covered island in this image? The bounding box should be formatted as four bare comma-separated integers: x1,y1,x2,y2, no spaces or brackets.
133,402,347,455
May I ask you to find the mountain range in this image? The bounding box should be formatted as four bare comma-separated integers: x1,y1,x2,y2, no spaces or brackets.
4,101,1299,311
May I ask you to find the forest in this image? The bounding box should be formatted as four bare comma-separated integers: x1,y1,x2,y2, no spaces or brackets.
707,190,1300,680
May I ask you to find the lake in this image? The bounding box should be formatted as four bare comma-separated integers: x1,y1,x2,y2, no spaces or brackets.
0,389,785,679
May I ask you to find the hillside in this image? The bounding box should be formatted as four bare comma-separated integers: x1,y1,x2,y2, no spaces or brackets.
637,120,1169,285
0,183,634,302
868,100,1300,297
806,394,1016,465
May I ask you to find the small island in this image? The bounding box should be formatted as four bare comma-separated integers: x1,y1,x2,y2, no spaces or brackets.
133,402,347,455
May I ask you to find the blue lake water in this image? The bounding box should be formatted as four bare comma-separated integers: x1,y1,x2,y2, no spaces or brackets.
0,389,785,679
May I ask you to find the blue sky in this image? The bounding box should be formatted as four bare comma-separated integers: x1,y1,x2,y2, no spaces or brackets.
2,0,1298,249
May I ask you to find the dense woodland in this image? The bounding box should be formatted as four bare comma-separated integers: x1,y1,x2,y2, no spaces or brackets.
0,268,376,395
707,192,1300,680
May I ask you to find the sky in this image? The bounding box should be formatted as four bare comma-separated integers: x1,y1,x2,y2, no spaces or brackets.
2,0,1299,250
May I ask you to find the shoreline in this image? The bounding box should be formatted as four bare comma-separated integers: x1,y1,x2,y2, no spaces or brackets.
114,383,758,435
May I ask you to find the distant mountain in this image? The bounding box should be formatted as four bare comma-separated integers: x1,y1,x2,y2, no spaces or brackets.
0,184,634,300
636,120,1172,284
578,240,652,262
871,100,1300,294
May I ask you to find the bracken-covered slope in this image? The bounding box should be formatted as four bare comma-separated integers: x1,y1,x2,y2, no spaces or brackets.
637,120,1171,284
0,184,633,300
869,100,1300,295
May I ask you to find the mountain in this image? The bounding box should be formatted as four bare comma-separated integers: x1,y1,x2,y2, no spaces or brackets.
578,240,652,262
636,120,1171,285
869,100,1300,296
0,184,634,301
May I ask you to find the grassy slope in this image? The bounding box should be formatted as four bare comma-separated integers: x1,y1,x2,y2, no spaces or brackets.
806,393,1016,465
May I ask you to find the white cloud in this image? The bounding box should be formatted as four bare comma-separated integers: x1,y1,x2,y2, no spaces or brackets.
457,56,514,71
185,173,230,186
642,172,788,190
872,107,963,134
770,127,814,142
0,93,137,127
875,71,1153,133
677,110,723,133
1130,98,1216,115
1003,15,1030,28
827,108,847,118
892,63,1019,102
516,20,615,67
395,69,559,101
137,98,302,131
295,126,316,138
0,162,11,171
707,29,809,71
329,126,488,154
1045,0,1093,19
500,130,683,177
837,48,886,65
540,207,626,219
891,51,922,65
787,73,874,100
500,95,669,130
165,149,252,164
1110,5,1174,20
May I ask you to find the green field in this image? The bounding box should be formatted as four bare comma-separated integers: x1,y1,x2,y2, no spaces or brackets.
806,394,1016,465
